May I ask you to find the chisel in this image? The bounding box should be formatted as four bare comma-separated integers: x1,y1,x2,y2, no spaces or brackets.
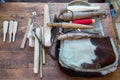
3,21,9,42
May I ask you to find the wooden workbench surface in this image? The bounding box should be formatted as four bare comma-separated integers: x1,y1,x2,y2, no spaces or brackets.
0,2,119,80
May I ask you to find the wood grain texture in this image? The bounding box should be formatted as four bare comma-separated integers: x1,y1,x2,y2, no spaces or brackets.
0,3,119,80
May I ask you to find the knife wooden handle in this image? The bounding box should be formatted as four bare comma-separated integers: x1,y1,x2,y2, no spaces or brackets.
47,23,93,29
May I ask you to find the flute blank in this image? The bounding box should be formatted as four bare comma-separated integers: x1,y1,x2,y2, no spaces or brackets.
34,28,40,74
3,21,9,42
9,20,14,42
13,21,18,42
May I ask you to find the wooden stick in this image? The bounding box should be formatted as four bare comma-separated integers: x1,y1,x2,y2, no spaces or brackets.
20,18,32,48
34,28,40,74
41,27,46,64
57,33,100,40
39,27,43,79
43,4,51,47
32,27,43,78
40,47,43,79
27,23,35,47
42,48,46,64
47,22,93,29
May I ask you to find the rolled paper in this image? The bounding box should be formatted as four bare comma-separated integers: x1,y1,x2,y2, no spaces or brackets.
71,19,95,24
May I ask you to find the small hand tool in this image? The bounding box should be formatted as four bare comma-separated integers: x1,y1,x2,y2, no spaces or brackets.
20,11,36,48
3,21,9,42
20,18,32,48
9,20,14,42
13,21,18,42
47,22,93,29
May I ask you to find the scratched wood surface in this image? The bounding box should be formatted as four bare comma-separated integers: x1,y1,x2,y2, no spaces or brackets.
0,3,119,80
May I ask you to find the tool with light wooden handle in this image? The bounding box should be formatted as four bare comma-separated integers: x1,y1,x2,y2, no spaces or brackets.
13,21,18,42
9,20,14,42
47,22,93,29
3,21,9,42
34,28,40,74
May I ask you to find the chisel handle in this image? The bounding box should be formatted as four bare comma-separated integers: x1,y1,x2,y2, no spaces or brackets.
47,23,93,29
